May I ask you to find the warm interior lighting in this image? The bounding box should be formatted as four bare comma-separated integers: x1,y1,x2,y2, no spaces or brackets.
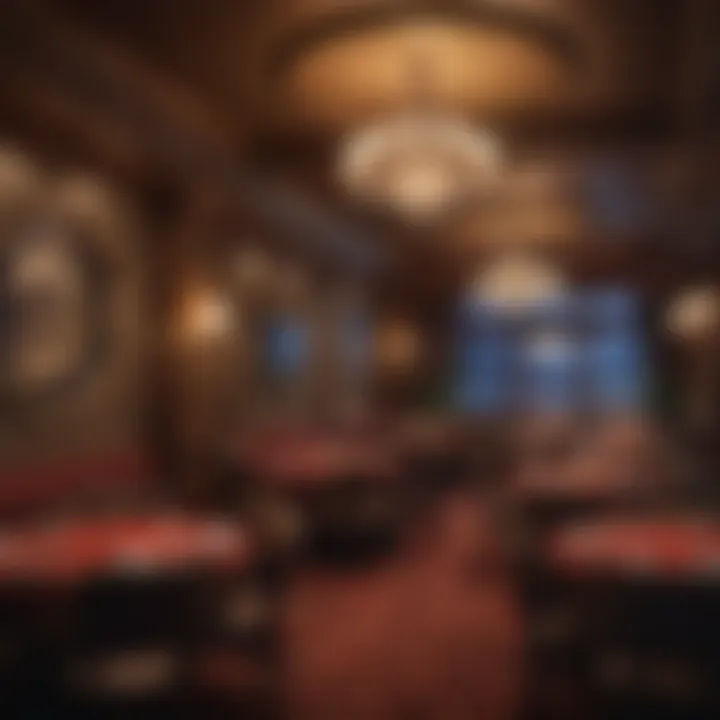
338,112,500,224
9,227,85,387
473,252,566,311
666,286,720,432
275,17,577,132
336,31,502,224
666,286,720,343
182,291,234,341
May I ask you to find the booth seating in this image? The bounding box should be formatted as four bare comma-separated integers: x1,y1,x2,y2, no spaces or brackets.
0,449,156,521
541,518,720,719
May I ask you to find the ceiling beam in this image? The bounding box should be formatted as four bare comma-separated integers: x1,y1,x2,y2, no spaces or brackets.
0,0,236,181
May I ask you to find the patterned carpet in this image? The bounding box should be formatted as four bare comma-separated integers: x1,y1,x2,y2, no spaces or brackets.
282,491,524,719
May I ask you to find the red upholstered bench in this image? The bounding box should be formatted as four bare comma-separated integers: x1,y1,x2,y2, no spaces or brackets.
0,449,156,520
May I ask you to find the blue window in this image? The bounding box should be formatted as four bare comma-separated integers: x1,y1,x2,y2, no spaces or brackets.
266,315,308,380
454,287,646,415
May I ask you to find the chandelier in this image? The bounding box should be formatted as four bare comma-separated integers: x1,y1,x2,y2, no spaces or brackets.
472,252,566,312
336,50,501,225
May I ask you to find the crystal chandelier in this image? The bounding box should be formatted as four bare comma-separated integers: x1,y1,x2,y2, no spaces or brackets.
336,50,501,225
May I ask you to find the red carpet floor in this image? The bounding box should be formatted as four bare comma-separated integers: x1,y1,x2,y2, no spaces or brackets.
282,491,524,720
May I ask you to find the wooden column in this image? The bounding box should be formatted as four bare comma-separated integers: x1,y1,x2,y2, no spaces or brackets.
153,185,237,507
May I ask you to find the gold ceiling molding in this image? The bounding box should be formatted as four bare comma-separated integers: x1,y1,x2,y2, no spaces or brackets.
266,1,583,78
261,0,585,132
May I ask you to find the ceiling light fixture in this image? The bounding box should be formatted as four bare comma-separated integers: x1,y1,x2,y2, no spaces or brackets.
472,252,566,312
336,40,501,225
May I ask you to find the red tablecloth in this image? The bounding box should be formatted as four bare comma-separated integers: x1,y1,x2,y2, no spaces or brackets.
240,437,398,489
547,518,720,580
0,515,252,584
251,440,353,487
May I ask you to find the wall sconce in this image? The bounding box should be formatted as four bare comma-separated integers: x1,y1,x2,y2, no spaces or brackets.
180,289,235,343
472,251,566,312
665,285,720,433
665,286,720,345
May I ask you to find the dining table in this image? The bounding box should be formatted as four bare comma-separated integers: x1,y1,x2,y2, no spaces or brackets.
538,515,720,718
0,513,253,586
0,511,269,716
547,516,720,582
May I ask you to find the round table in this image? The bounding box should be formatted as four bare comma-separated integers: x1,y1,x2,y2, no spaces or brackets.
0,514,265,716
547,517,720,581
238,433,404,559
540,517,720,718
0,514,252,585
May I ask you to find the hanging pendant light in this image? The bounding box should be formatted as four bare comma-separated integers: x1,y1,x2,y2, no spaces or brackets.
336,41,501,225
472,252,566,313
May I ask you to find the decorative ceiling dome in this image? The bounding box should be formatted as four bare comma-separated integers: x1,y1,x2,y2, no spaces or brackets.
266,4,582,224
265,5,584,132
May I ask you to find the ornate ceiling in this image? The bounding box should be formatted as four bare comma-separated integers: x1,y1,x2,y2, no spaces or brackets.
50,0,682,147
260,2,584,133
7,0,717,301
